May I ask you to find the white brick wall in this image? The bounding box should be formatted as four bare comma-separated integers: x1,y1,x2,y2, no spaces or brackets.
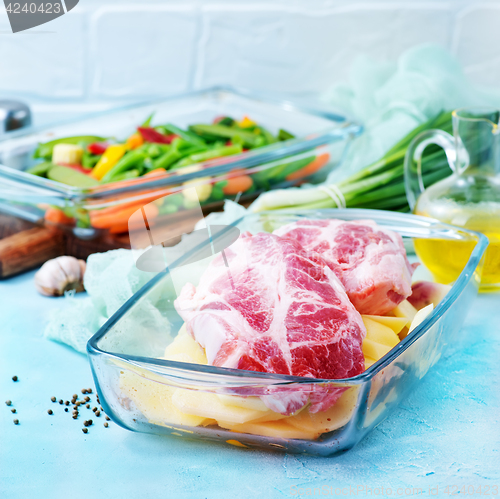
0,0,497,117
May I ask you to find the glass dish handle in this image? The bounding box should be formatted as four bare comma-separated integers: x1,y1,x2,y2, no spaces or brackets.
404,129,457,211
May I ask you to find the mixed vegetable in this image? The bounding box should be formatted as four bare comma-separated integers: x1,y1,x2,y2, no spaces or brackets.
28,115,331,232
28,115,299,187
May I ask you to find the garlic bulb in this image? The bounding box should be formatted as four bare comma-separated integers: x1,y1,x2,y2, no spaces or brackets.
34,256,86,297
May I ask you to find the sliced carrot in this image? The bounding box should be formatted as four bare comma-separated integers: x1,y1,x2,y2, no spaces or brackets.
108,216,154,235
91,203,159,230
88,186,175,220
44,207,75,226
109,220,151,234
108,223,130,234
126,132,144,150
144,168,167,177
286,153,330,181
222,175,253,195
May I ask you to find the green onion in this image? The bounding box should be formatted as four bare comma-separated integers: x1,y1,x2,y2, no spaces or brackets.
251,111,453,213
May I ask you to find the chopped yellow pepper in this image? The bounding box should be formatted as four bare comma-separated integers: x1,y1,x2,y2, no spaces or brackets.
238,116,256,128
91,144,127,180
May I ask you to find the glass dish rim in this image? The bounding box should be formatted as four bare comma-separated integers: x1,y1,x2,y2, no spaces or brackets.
87,208,488,387
0,86,362,202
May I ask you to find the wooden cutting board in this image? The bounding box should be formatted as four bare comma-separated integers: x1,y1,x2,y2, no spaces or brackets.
0,213,132,278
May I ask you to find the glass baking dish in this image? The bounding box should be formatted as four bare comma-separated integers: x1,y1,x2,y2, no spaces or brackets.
0,88,361,238
87,209,487,456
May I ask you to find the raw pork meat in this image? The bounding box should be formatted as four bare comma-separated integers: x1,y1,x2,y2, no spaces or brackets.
174,231,366,415
274,219,415,315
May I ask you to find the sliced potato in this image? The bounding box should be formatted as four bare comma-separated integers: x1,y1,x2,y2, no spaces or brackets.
52,143,84,165
119,371,208,427
362,338,392,360
287,386,359,434
362,317,400,348
218,419,318,440
362,314,408,335
216,394,269,412
364,357,377,369
409,303,434,333
164,327,207,365
246,412,289,424
390,299,418,326
182,179,213,203
172,388,270,425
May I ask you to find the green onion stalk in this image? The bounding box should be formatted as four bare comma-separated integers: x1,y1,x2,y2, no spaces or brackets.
250,111,453,214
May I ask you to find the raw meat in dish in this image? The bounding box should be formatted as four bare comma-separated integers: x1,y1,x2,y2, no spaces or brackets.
274,219,415,315
174,231,366,415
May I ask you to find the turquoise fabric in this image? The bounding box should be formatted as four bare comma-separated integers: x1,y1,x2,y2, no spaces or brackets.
325,43,500,182
44,249,160,353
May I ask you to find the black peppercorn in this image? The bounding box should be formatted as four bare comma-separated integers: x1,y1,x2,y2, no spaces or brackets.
48,409,53,415
104,422,108,428
5,400,12,406
82,428,88,434
12,376,18,382
11,408,16,413
51,397,56,403
13,419,19,425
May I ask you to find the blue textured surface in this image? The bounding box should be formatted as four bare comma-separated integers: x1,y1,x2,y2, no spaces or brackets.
1,270,499,498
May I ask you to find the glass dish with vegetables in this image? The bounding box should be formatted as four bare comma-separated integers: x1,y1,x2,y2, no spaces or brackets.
0,88,361,237
88,209,487,456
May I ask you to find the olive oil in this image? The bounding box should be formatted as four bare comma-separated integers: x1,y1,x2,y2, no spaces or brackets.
414,205,500,290
404,107,500,290
414,233,500,288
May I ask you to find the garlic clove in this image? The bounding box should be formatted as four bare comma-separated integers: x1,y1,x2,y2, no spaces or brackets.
34,256,86,297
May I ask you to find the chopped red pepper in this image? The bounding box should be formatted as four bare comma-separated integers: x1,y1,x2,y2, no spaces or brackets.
87,142,108,155
138,127,178,144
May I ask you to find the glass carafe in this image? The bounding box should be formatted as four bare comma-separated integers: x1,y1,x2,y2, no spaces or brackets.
405,107,500,291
